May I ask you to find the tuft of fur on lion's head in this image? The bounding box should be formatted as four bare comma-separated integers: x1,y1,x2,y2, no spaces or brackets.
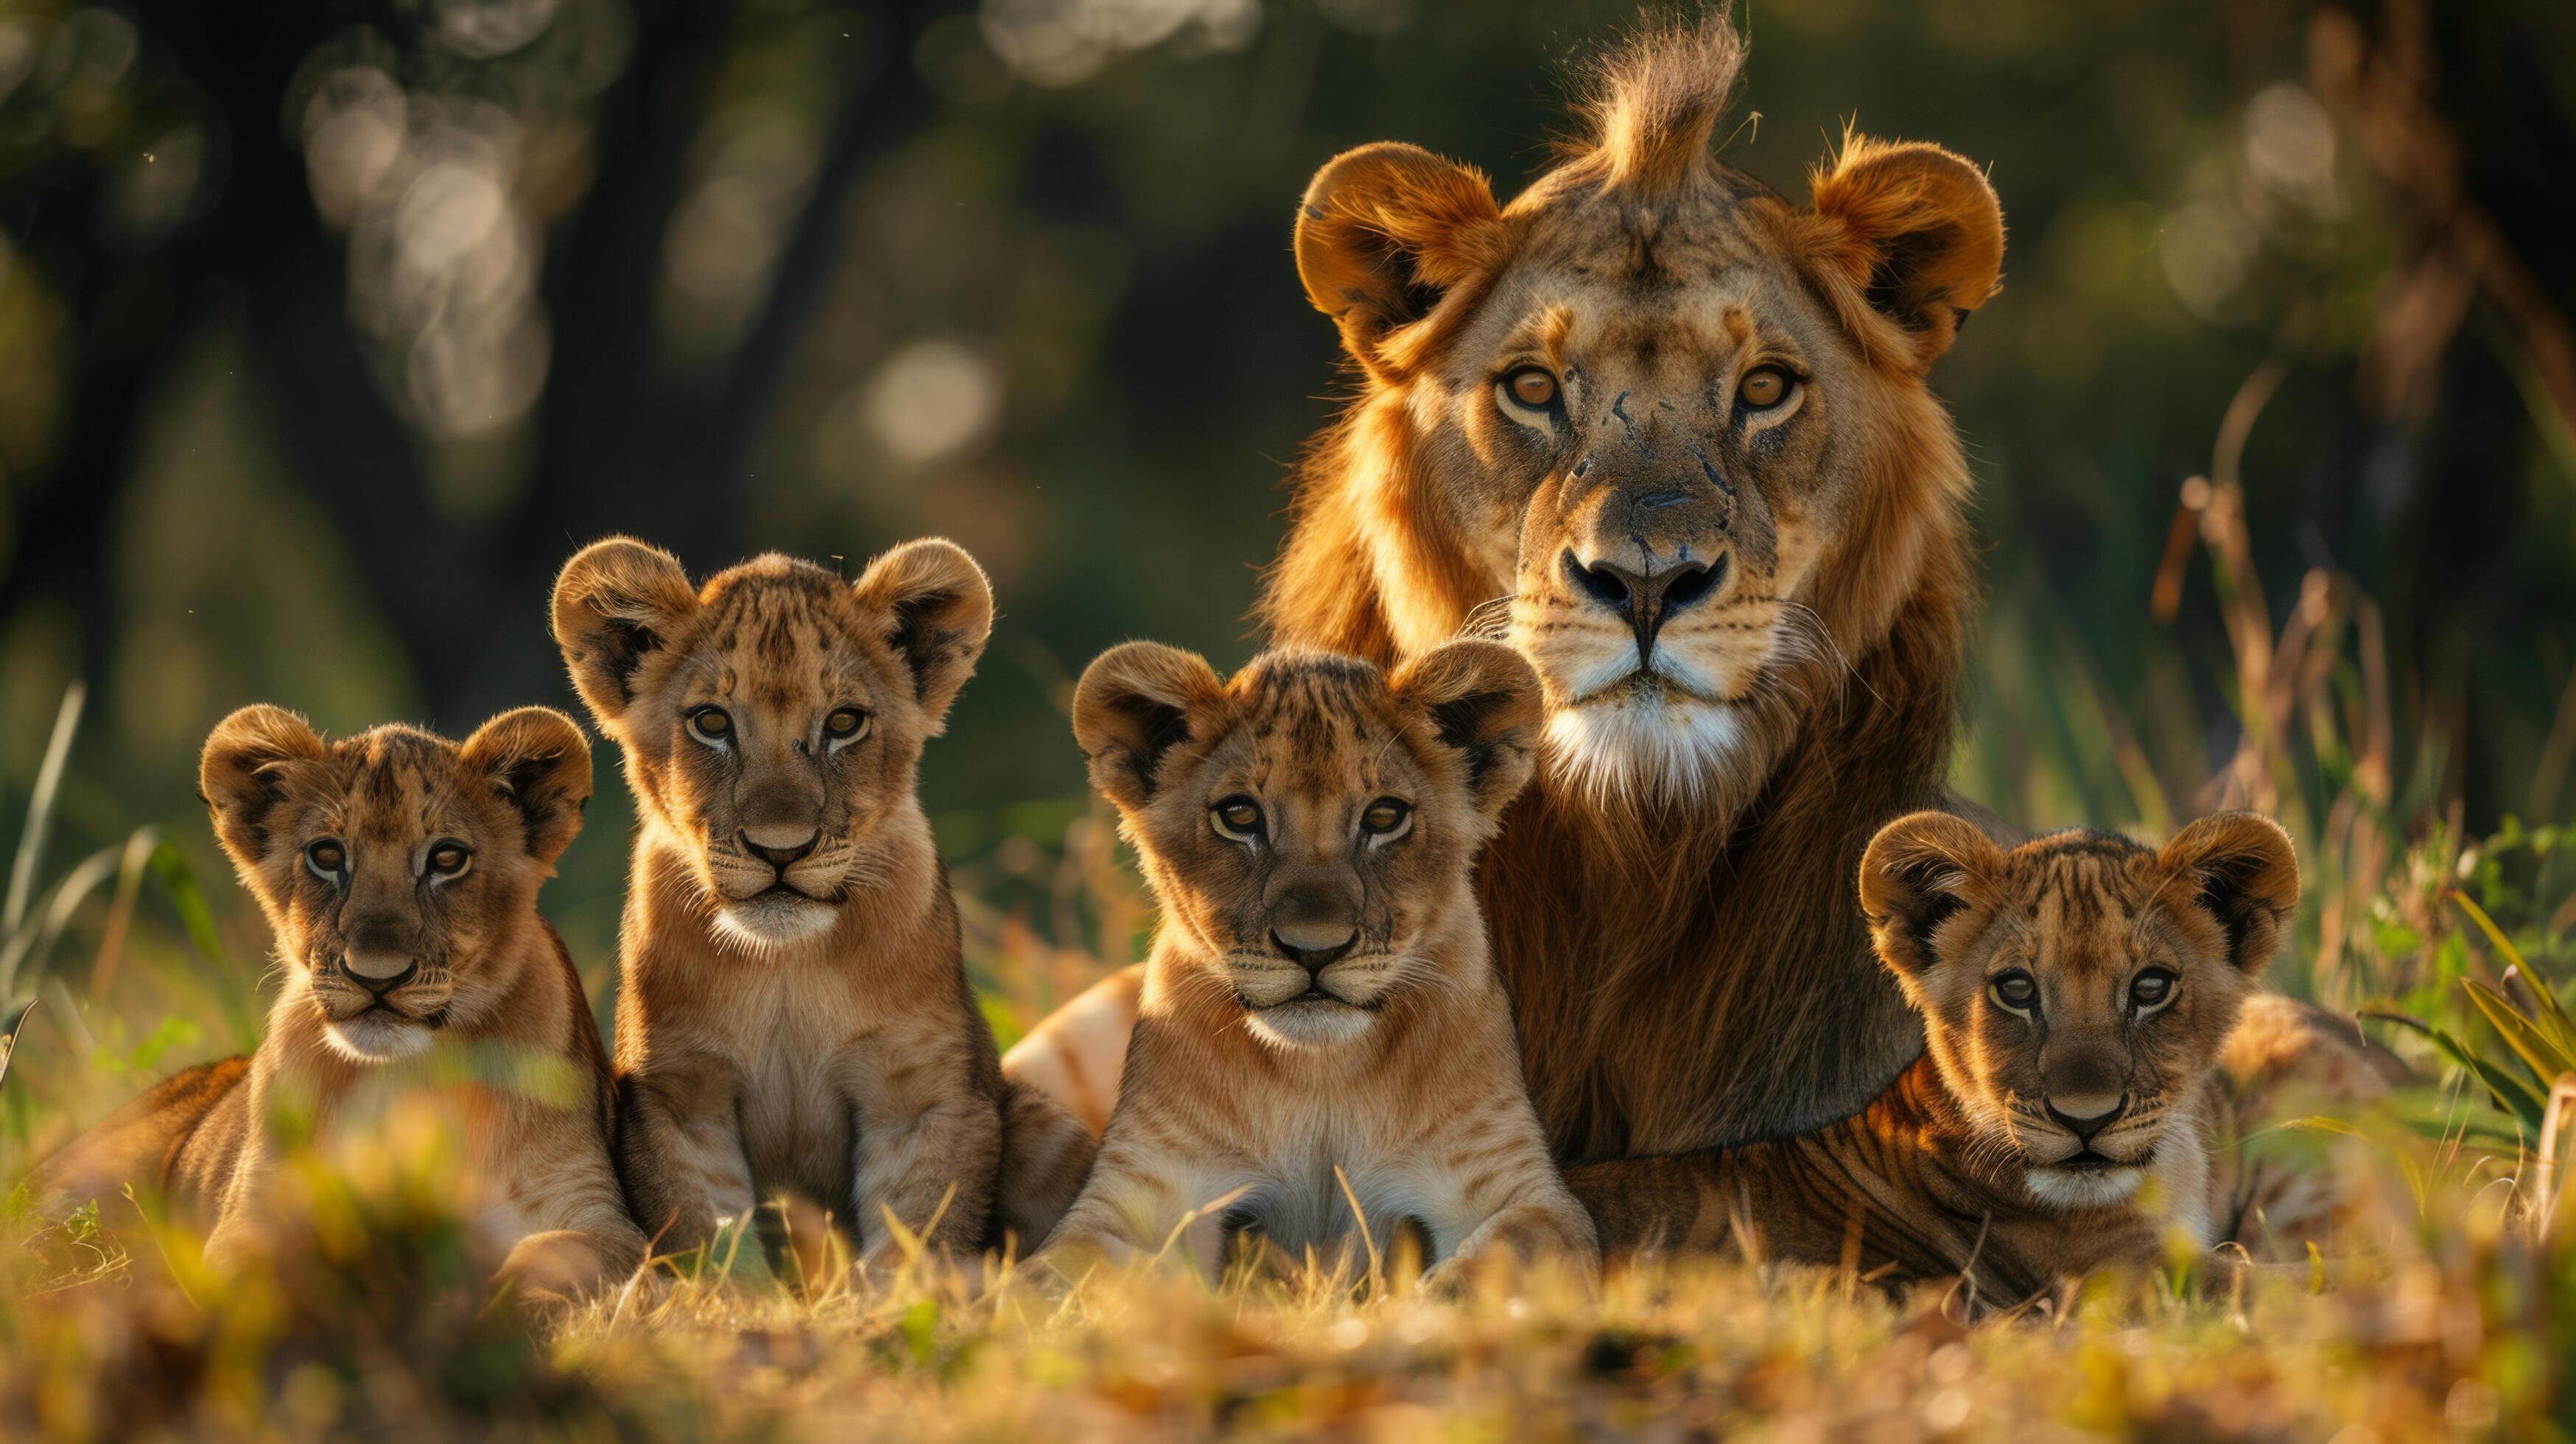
551,538,992,950
1074,640,1541,1052
200,707,593,1063
1270,8,2001,816
1859,811,2299,1210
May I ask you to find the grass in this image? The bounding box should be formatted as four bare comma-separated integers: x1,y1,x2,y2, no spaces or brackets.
4,493,2575,1439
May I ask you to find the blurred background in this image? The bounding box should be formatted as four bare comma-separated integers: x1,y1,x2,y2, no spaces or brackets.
1,0,2572,1115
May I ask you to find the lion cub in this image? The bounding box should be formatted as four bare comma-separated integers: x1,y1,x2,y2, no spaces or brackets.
1038,642,1594,1282
25,707,644,1304
1571,811,2312,1304
552,538,1092,1268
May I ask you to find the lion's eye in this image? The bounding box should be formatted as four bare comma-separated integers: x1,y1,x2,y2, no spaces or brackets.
824,707,869,743
427,842,471,877
1502,368,1559,409
2130,969,2176,1010
1989,970,2038,1012
305,838,347,878
687,707,734,744
1738,366,1790,410
1210,796,1264,843
1359,798,1412,841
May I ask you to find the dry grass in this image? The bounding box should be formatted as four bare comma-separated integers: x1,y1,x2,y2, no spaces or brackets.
2,1137,2565,1440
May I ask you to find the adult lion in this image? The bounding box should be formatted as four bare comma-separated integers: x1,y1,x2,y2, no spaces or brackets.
1018,17,2236,1166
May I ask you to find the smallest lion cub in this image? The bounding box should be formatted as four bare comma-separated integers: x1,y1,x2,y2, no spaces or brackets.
1039,641,1594,1283
24,707,643,1305
1572,810,2319,1305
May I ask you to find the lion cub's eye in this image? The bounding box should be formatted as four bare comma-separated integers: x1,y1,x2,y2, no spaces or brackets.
824,707,870,743
1738,366,1791,410
2130,969,2177,1011
1501,367,1559,410
427,841,471,877
687,707,734,744
1359,798,1412,844
1210,796,1265,843
305,838,347,879
1988,970,2038,1013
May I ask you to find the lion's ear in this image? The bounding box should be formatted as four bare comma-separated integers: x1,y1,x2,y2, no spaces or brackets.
851,539,994,734
2158,812,2300,977
1803,135,2004,368
1391,639,1543,824
1858,810,2004,988
1073,642,1226,814
200,705,329,877
552,538,699,728
1295,141,1506,379
460,707,593,866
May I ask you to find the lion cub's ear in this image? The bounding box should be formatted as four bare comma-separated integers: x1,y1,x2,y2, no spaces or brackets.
2157,812,2300,978
460,707,594,866
1390,639,1543,825
1073,642,1226,814
1802,134,2004,370
1858,810,2006,991
200,705,329,880
1295,141,1507,380
552,537,700,728
851,539,994,734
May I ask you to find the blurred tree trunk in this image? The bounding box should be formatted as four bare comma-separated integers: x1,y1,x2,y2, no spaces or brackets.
2310,0,2576,826
67,1,944,727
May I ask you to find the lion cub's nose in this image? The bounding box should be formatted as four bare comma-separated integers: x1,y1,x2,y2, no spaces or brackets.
2043,1092,2128,1143
740,826,820,872
1270,919,1357,975
340,950,418,995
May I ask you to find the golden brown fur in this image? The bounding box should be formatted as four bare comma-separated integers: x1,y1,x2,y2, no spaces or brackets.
553,538,1092,1267
1039,642,1593,1282
24,707,643,1305
1011,13,1997,1162
1570,812,2344,1306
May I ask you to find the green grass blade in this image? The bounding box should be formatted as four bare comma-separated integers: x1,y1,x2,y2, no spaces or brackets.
2451,890,2576,1051
0,844,123,1005
2460,979,2576,1096
2363,1008,2549,1129
0,998,31,1091
4,681,85,935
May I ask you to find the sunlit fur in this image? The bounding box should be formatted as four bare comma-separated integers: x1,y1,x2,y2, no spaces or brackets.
24,707,645,1308
1011,13,2001,1164
1569,812,2352,1307
1040,642,1594,1282
552,538,1095,1264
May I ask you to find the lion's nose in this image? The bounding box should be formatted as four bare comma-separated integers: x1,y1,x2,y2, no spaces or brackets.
1270,919,1357,976
1562,550,1724,659
740,826,820,872
340,951,418,996
2043,1092,2129,1143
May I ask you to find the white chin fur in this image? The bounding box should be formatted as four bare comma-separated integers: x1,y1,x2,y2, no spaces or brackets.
323,1014,434,1063
713,894,838,950
1246,1000,1377,1051
2024,1166,2145,1209
1543,693,1744,807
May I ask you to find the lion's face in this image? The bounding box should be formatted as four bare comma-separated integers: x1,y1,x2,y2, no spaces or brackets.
1289,21,2001,807
1074,641,1540,1051
1859,812,2300,1210
200,707,592,1062
552,539,992,950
